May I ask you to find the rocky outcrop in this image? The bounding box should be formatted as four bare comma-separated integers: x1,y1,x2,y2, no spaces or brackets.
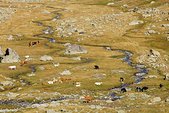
137,49,167,69
65,43,87,54
0,48,20,63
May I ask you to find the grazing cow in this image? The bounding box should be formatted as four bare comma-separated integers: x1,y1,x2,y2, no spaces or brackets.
59,77,71,83
29,41,40,47
136,86,148,92
95,82,103,86
8,66,16,70
142,86,148,91
83,95,93,103
121,88,127,93
136,87,142,92
75,82,81,87
159,84,163,88
20,60,28,66
94,65,99,69
5,48,10,56
120,77,124,82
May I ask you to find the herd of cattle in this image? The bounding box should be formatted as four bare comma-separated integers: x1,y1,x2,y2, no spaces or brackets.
6,40,166,103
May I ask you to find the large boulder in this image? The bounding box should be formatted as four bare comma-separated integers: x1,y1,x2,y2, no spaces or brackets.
65,43,87,54
1,48,20,63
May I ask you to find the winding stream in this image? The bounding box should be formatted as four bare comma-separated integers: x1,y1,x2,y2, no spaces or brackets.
0,11,149,110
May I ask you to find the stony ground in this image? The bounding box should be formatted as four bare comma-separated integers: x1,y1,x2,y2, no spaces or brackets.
0,0,169,113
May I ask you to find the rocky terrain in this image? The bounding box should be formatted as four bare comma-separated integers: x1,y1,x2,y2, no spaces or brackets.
0,0,169,113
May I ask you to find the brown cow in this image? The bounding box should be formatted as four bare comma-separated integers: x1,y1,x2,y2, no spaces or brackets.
59,77,71,83
83,95,93,103
20,60,28,66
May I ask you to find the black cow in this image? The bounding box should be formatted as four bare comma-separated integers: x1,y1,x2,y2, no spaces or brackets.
121,88,127,93
136,87,142,92
5,48,10,56
120,77,124,82
142,86,148,91
159,84,163,88
94,65,100,69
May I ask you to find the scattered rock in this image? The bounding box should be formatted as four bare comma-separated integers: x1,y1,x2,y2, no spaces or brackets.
150,1,155,4
7,35,14,41
40,55,53,61
0,80,13,86
43,27,54,35
60,70,71,75
27,73,36,77
151,97,161,103
6,92,19,99
72,56,81,61
52,62,60,67
117,110,126,113
65,44,87,54
39,66,45,71
129,20,144,25
46,109,56,113
107,2,114,6
145,75,157,79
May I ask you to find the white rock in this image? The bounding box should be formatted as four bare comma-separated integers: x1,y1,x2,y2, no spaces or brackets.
129,20,144,25
117,110,126,113
72,56,81,61
40,55,53,61
52,62,60,67
27,73,36,77
7,35,14,41
6,92,19,99
65,44,87,55
8,66,16,70
0,81,13,86
95,82,103,86
151,97,161,103
150,1,155,4
145,75,157,78
39,66,45,71
107,2,114,6
48,81,54,85
60,70,71,75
